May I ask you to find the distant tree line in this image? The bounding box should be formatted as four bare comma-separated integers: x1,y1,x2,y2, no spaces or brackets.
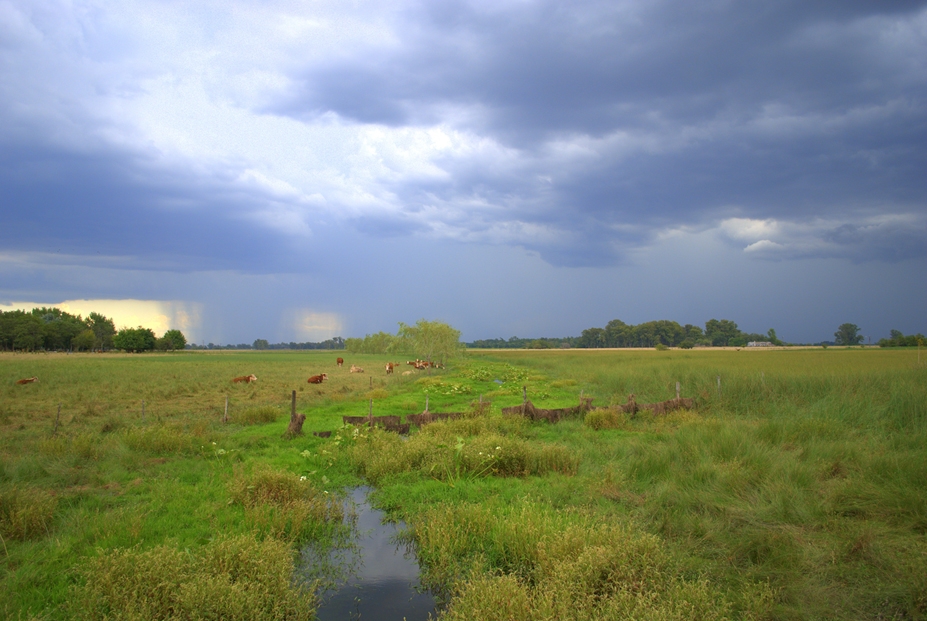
466,336,580,349
576,319,784,348
0,308,115,351
186,337,345,350
878,329,926,348
466,319,783,349
0,307,186,352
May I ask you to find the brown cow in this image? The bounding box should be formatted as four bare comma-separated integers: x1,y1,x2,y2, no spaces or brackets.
307,373,328,384
232,374,257,383
385,362,398,374
336,357,344,367
16,376,38,385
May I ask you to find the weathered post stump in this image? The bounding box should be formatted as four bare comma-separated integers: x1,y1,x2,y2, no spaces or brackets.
285,390,305,437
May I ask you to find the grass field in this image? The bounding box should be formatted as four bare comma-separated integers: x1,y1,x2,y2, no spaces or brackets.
1,348,925,620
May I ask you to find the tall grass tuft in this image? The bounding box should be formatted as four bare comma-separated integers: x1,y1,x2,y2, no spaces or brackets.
69,535,317,621
121,424,203,455
228,465,342,544
584,407,630,431
236,405,281,426
342,417,577,484
410,500,772,621
0,485,57,540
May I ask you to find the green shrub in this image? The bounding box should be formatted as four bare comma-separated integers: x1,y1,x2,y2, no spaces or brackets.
0,485,57,540
70,535,317,621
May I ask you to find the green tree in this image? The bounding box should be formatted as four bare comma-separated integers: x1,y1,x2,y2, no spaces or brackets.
72,329,95,351
345,332,399,354
32,307,85,350
13,314,43,351
705,319,740,346
87,312,116,351
159,329,187,351
397,319,461,365
605,319,631,347
766,328,782,346
579,327,607,348
683,324,705,342
834,323,863,346
253,339,269,350
113,327,157,353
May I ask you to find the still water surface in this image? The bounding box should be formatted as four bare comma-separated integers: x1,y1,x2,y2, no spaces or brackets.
306,487,437,621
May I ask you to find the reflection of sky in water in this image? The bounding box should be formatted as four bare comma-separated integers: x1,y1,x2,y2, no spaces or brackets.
305,487,437,621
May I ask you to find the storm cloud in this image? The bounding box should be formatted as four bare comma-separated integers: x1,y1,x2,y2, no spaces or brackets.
1,0,925,343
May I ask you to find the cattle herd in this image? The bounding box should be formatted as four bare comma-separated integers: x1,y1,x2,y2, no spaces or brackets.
13,358,444,388
227,358,444,385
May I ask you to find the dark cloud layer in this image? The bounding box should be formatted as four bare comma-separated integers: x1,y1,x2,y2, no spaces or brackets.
283,2,927,135
0,139,308,273
276,0,927,264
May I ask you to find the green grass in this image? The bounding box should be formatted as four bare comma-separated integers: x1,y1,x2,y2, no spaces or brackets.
1,348,926,620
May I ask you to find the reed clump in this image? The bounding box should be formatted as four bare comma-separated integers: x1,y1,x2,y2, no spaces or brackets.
69,535,317,621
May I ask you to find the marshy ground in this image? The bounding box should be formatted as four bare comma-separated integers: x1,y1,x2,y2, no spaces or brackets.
1,347,925,620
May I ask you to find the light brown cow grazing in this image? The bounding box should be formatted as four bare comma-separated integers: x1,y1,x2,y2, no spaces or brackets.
350,365,364,373
307,373,328,384
16,376,38,385
337,357,344,367
232,374,257,383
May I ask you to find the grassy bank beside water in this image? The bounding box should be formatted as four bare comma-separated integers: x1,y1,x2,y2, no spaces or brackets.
1,348,925,619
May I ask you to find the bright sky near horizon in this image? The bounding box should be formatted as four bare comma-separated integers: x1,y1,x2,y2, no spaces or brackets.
2,1,925,345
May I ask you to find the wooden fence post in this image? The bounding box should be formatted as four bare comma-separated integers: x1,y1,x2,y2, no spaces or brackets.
54,404,61,435
223,396,229,423
717,375,721,397
676,382,681,401
142,400,145,421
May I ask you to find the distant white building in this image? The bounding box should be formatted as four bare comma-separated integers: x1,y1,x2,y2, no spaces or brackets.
747,341,774,347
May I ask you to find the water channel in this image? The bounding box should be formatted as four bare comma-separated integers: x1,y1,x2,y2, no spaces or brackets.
302,486,438,621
